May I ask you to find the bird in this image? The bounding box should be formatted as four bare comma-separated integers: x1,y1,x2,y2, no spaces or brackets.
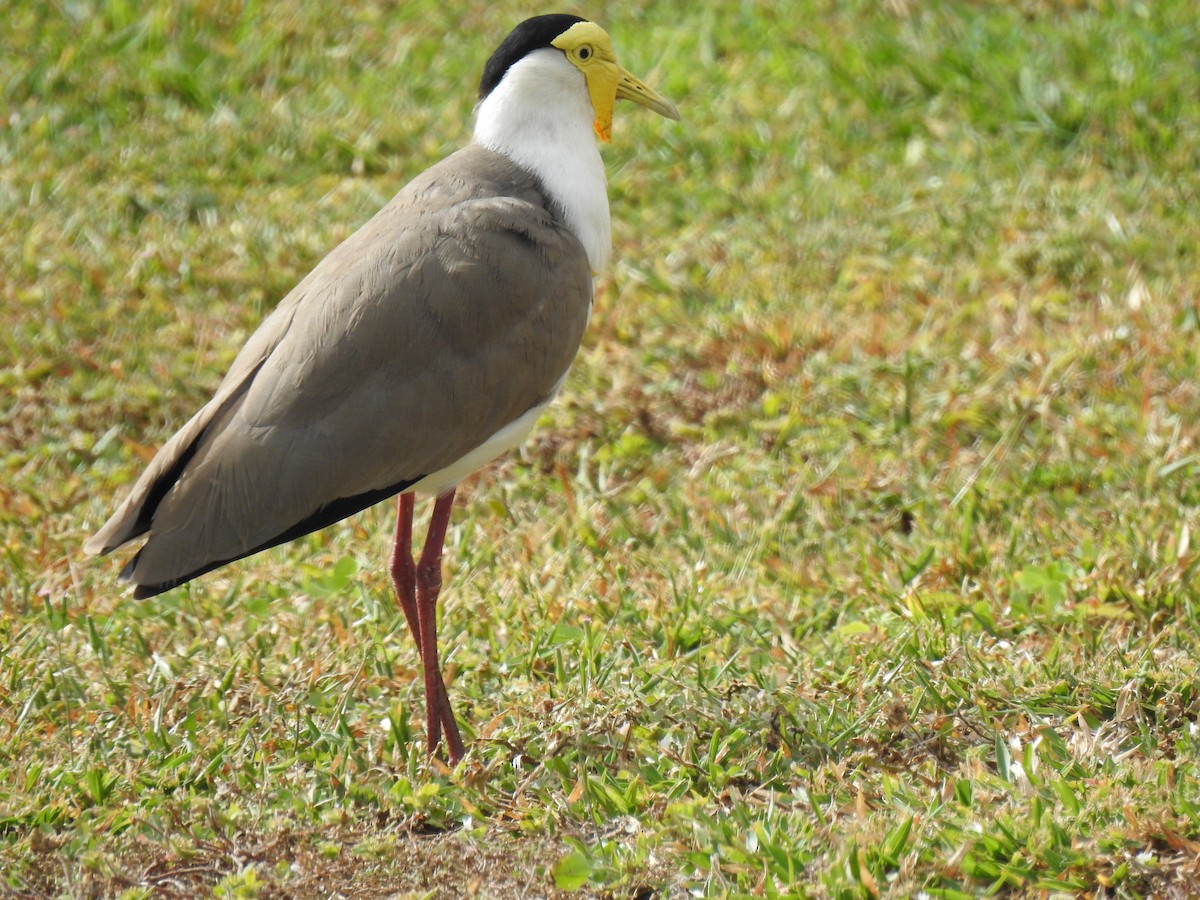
84,14,679,764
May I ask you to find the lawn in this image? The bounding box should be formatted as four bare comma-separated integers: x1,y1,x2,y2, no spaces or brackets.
3,0,1199,896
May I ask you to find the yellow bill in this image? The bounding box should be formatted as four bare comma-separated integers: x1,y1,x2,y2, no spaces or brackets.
552,21,680,142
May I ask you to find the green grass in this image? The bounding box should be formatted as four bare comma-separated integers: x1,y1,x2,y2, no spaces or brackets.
3,0,1200,895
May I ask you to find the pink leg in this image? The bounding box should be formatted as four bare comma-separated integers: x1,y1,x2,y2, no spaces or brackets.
388,489,465,763
389,493,422,652
415,490,465,764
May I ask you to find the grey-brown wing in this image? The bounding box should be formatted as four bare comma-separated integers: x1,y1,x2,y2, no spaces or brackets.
87,148,592,596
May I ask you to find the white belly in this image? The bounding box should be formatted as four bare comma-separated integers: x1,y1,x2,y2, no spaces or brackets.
404,395,554,497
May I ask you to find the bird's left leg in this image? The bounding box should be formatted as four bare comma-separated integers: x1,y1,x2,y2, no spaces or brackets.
388,492,422,653
415,489,465,764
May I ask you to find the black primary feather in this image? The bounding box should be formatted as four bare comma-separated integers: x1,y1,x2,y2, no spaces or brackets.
126,474,424,598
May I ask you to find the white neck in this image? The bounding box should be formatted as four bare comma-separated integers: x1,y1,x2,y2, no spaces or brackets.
473,48,611,272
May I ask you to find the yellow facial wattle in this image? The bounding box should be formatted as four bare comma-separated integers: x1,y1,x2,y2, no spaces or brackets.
552,21,680,142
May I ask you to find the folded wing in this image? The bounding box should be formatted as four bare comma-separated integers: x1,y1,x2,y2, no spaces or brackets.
85,144,593,597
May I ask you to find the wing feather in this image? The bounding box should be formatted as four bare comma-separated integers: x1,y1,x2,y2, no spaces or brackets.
86,144,593,595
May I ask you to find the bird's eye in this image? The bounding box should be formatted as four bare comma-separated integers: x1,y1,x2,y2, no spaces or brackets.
578,46,592,60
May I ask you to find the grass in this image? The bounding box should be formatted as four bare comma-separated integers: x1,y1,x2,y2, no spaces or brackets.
3,0,1200,895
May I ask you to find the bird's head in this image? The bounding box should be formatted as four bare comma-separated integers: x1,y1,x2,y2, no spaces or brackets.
478,14,680,143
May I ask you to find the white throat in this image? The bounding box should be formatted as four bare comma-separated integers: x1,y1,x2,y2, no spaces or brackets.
473,49,611,272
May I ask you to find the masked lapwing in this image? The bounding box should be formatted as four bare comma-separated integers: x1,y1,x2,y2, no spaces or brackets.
84,14,679,763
